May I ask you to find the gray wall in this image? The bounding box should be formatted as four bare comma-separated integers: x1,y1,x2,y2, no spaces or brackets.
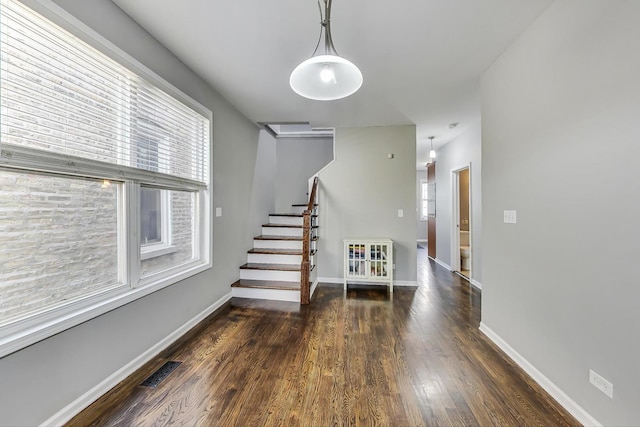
416,170,427,241
317,125,417,283
0,1,267,425
481,1,640,425
434,122,482,284
275,136,333,212
247,130,277,240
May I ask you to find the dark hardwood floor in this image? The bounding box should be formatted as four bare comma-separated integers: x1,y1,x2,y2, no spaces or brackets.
66,249,579,426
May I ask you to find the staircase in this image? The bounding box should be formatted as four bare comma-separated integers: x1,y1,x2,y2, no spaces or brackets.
231,203,319,303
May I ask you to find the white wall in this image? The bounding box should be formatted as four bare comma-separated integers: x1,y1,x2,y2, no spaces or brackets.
317,125,417,283
275,136,333,212
434,122,482,284
0,1,268,425
481,1,640,425
416,170,428,242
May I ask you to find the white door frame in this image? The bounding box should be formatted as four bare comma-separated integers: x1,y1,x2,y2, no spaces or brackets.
450,163,472,276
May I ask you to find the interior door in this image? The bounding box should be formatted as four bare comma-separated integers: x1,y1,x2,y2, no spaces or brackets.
427,162,436,259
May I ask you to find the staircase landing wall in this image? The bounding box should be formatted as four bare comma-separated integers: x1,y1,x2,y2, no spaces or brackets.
275,137,333,213
316,125,418,283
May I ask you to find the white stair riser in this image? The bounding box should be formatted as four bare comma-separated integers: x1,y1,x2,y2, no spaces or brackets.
232,287,300,303
269,216,303,226
247,253,302,264
290,206,307,215
253,240,302,250
240,269,301,282
290,207,317,215
262,226,303,237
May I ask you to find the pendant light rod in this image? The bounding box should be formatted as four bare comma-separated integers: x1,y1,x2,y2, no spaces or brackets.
322,0,338,56
311,0,339,56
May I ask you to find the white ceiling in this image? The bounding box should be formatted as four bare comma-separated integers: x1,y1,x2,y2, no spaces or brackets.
111,0,551,168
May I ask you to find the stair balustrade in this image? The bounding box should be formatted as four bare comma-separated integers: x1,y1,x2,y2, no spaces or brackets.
300,176,318,304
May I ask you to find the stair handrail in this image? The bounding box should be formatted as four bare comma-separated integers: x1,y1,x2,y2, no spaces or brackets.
307,176,319,212
300,176,319,304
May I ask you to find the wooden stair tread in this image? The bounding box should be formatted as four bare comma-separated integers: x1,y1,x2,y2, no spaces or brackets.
248,248,302,255
292,203,318,207
262,223,303,228
269,213,318,218
248,248,316,256
240,263,301,271
254,235,318,241
262,223,319,228
254,235,303,241
231,279,301,290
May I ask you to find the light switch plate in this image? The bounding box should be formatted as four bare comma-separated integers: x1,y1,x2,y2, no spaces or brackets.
398,209,404,218
503,210,517,224
215,207,222,217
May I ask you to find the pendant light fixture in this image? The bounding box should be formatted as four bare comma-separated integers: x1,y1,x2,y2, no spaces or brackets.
290,0,363,101
429,136,436,160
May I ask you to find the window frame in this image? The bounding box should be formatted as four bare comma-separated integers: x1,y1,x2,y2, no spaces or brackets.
140,187,178,261
140,187,167,246
0,0,212,358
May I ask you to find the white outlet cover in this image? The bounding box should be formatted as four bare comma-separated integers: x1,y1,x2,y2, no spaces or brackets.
398,209,404,218
503,210,517,224
215,207,222,217
589,369,613,399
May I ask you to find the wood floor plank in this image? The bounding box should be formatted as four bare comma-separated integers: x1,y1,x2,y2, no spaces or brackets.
66,250,580,427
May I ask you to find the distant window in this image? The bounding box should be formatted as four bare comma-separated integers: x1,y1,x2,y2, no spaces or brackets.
420,179,428,220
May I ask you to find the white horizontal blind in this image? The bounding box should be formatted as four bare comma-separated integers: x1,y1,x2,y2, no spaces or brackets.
0,0,209,184
130,78,209,182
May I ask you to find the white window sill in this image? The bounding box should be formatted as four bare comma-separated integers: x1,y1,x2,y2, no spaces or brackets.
140,243,178,260
0,259,211,359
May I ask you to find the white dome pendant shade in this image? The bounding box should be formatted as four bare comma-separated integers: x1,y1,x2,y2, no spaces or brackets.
290,0,362,101
290,55,362,101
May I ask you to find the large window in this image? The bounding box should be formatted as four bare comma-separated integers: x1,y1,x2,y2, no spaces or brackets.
0,0,211,356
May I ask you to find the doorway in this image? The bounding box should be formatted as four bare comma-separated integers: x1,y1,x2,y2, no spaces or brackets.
451,165,471,278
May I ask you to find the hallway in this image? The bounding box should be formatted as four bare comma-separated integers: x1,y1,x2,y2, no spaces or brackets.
67,250,579,426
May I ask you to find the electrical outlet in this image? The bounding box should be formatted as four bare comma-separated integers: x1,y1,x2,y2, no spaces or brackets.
397,209,404,218
503,210,517,224
589,370,613,399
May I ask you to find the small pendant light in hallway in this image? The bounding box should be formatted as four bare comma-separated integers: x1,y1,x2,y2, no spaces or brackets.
429,136,436,161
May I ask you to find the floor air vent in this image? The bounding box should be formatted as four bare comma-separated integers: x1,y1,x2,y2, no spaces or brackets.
141,361,182,388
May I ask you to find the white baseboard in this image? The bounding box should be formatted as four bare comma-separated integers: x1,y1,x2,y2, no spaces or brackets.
310,279,319,298
479,323,601,427
434,258,452,270
394,280,418,287
42,292,232,427
317,276,343,284
417,239,428,243
470,279,482,290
